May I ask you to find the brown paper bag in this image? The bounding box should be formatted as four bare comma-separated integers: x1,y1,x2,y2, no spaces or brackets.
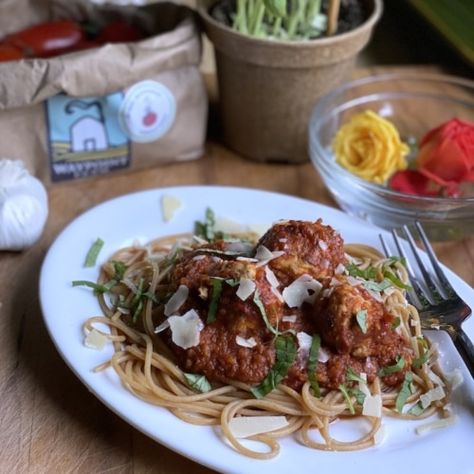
0,1,207,184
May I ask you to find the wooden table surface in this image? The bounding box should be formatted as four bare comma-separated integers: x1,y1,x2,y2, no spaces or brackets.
1,66,473,474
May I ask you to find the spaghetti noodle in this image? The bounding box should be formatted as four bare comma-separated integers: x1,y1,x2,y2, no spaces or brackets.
78,218,451,459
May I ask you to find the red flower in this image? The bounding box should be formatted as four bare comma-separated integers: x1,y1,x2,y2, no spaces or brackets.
416,118,474,186
389,170,461,197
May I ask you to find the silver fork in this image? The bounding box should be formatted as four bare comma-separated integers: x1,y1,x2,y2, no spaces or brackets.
380,221,474,378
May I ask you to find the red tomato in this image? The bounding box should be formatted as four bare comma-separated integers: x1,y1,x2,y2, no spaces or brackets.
5,20,83,58
96,21,145,44
0,44,24,62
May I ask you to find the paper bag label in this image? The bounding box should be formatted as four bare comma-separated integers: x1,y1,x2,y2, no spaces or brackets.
45,92,130,182
118,80,176,143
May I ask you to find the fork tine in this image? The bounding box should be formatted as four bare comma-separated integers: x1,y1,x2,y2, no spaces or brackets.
415,221,456,298
384,231,425,309
379,233,392,258
401,225,445,305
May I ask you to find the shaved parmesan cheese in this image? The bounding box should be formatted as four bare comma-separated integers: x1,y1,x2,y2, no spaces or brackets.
383,287,397,296
193,255,206,261
415,416,457,435
255,245,285,267
255,245,274,261
362,394,382,417
236,336,257,348
358,374,371,397
161,194,181,222
282,315,297,323
346,276,362,287
225,241,254,254
264,266,280,288
296,332,312,353
168,309,203,349
198,286,208,300
420,386,446,409
214,217,245,234
410,319,419,327
374,425,385,445
427,369,445,387
84,329,108,350
236,256,258,262
318,347,330,363
270,286,284,302
282,274,322,308
193,235,208,245
154,319,170,334
335,263,345,274
329,277,340,287
446,368,464,391
236,278,256,301
279,238,288,243
321,288,334,298
164,285,189,316
228,416,288,438
318,240,328,251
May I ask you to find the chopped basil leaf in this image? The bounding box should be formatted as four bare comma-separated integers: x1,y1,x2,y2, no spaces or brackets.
132,298,144,324
251,335,297,399
205,208,215,241
378,356,405,377
417,336,429,350
308,334,321,397
84,238,104,267
184,373,212,393
346,367,365,384
392,317,401,329
111,260,127,280
346,263,377,280
387,256,407,267
412,350,430,369
130,278,144,307
207,277,223,323
72,279,115,295
194,208,220,242
395,372,413,412
253,289,279,335
356,309,368,334
224,278,239,287
383,269,411,290
350,388,367,405
195,248,245,257
363,279,392,293
408,401,426,416
338,384,355,414
143,291,159,304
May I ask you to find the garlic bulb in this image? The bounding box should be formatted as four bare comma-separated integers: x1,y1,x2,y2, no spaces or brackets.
0,159,48,251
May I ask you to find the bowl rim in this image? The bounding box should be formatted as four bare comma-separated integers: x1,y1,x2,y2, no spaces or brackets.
309,72,474,204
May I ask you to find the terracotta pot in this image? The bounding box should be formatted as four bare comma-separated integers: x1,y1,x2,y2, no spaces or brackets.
199,0,383,163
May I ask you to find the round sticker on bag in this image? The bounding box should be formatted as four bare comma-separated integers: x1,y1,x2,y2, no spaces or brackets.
119,80,176,143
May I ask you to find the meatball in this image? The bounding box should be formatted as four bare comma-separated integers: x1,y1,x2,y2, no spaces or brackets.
167,249,286,384
257,219,345,286
312,279,414,387
314,281,384,356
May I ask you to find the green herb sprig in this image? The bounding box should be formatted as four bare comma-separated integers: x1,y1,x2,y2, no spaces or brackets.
251,335,297,398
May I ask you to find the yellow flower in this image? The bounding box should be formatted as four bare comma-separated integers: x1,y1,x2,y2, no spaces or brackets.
332,110,409,184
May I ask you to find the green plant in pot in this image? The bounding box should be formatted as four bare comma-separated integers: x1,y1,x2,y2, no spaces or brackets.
199,0,383,163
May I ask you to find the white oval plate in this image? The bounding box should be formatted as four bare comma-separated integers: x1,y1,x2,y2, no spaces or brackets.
39,186,474,474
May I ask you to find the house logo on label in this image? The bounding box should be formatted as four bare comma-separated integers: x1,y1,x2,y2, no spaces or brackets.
45,92,130,182
119,80,176,143
66,100,109,152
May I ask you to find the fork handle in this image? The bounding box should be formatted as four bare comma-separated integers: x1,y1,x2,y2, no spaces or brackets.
452,326,474,379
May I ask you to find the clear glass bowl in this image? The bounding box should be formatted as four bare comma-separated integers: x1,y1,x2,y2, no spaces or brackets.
308,73,474,240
